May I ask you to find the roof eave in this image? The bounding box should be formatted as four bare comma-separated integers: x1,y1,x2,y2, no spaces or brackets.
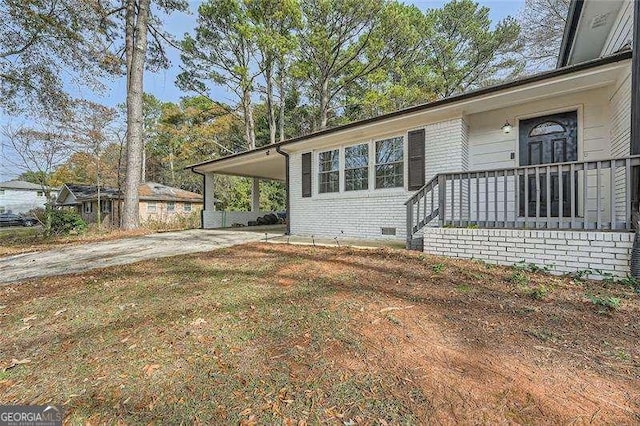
557,0,585,68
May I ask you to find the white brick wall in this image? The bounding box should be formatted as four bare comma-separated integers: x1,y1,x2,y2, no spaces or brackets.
423,228,634,278
425,117,468,179
288,118,467,240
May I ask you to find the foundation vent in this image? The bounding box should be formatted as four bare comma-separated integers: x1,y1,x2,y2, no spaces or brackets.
381,227,396,236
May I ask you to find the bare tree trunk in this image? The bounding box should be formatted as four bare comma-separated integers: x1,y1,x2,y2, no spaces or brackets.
243,88,256,150
319,78,329,129
277,65,285,142
265,60,276,144
169,150,175,186
141,146,146,182
96,155,101,229
116,130,125,227
122,0,151,230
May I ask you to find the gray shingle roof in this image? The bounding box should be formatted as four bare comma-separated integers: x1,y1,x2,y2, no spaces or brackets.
60,182,203,203
64,184,121,201
0,180,58,191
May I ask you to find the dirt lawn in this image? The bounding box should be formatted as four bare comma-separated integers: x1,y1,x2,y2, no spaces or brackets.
1,243,638,424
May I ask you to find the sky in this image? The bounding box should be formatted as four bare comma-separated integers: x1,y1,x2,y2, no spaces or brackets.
0,0,525,181
92,0,525,108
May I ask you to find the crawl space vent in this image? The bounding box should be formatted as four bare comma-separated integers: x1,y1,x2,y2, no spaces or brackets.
381,227,396,236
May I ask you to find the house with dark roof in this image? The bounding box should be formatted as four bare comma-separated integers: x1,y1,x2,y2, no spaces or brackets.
0,180,59,214
55,182,203,226
190,0,639,278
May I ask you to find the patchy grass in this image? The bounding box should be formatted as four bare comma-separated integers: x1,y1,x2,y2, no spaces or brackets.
0,227,151,257
1,243,639,424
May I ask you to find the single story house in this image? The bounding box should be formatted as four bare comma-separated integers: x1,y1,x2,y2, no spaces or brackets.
0,180,59,214
55,182,203,226
190,0,640,278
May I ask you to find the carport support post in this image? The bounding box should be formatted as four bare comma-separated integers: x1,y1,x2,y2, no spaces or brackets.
204,173,216,212
252,178,260,212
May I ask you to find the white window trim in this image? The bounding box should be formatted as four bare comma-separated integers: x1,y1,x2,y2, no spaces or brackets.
167,201,176,212
344,142,370,192
183,202,192,212
311,132,409,198
374,136,405,190
100,199,111,213
148,201,157,213
317,148,340,194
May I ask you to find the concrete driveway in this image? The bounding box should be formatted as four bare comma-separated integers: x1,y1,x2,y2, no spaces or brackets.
0,229,280,285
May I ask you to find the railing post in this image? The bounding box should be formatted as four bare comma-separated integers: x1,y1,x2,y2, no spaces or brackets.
438,174,446,227
406,200,413,249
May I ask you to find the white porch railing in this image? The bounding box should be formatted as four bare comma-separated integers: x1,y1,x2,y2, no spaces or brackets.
406,156,640,248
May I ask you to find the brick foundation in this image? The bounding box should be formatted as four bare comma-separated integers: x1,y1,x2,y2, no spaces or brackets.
422,228,634,278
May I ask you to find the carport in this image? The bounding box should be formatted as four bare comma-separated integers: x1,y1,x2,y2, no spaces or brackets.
189,145,288,231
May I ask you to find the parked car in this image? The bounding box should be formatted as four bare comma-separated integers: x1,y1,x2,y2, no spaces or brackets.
0,214,37,227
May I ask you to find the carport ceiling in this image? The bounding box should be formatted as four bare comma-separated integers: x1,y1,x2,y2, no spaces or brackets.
192,148,286,181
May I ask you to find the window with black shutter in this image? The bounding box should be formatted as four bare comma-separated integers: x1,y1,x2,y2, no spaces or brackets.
375,137,404,189
407,129,425,190
301,152,312,197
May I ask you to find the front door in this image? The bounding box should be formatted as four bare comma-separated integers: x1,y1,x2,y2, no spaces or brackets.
518,111,578,217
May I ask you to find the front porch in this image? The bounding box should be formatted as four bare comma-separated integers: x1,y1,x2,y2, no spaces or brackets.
406,156,640,277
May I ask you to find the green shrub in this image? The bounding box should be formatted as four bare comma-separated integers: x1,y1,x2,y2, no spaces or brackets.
142,211,201,231
617,274,640,294
49,209,87,235
455,283,471,293
509,270,529,286
526,285,549,300
571,269,592,282
432,263,445,273
513,260,552,274
586,294,621,311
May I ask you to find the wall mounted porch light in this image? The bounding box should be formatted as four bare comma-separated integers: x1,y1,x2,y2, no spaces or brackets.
502,120,513,134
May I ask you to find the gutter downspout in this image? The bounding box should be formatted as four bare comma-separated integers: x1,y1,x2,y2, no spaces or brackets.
630,0,640,278
191,168,205,230
275,145,290,235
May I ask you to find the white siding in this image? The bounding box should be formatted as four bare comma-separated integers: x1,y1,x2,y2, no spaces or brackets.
467,87,612,169
601,0,634,57
610,70,631,158
0,189,54,214
464,87,620,224
609,69,632,223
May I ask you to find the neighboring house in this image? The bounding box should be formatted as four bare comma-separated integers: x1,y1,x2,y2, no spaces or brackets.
190,0,639,277
0,180,59,214
55,182,203,226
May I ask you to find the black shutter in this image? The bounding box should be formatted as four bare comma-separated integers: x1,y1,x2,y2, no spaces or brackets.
301,152,312,197
408,129,425,190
